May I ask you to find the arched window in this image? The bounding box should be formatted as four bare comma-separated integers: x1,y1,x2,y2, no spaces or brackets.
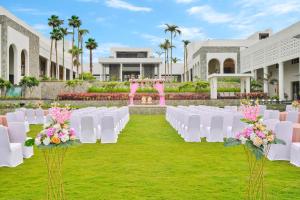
21,50,27,76
223,58,235,74
208,59,220,75
9,44,17,84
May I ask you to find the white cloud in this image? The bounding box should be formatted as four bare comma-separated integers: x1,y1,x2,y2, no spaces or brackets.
140,34,165,45
269,2,300,14
180,26,206,40
176,0,196,3
187,5,233,23
13,7,58,16
95,17,106,23
105,0,152,12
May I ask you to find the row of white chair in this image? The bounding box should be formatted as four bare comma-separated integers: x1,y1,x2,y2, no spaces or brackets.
12,108,46,125
0,123,33,168
70,107,130,144
166,106,247,142
263,119,300,167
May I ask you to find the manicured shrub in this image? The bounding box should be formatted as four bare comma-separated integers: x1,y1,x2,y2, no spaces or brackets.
79,72,96,80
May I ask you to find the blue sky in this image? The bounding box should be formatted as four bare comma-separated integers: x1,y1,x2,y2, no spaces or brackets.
1,0,300,61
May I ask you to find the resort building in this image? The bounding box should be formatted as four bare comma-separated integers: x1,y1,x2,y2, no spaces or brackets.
0,7,76,84
188,22,300,100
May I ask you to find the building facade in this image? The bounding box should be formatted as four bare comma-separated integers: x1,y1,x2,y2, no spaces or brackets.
0,7,77,84
188,22,300,100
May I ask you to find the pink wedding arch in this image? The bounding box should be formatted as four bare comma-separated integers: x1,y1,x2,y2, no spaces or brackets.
129,79,165,106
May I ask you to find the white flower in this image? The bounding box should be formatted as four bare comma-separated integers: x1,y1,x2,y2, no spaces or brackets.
240,136,247,144
35,138,41,146
53,123,61,130
263,139,268,145
61,134,69,143
43,137,51,146
250,133,256,140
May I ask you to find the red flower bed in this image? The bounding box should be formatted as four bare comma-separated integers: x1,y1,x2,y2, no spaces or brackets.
57,92,211,101
57,92,265,101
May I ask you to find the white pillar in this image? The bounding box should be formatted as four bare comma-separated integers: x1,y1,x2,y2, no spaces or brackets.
263,66,268,94
210,77,218,99
220,61,224,74
157,64,161,79
63,67,66,81
120,63,123,82
46,59,50,78
241,78,245,93
246,77,251,94
278,62,284,101
139,63,142,79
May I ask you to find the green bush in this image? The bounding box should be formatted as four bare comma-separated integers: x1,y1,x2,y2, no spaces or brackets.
195,81,209,92
217,88,240,92
79,72,96,81
19,76,40,97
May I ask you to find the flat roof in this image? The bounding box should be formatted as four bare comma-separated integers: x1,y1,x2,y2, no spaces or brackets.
207,73,253,79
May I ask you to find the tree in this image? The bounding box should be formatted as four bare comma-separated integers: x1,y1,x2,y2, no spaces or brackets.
65,79,83,93
155,51,164,58
182,40,190,82
79,29,89,75
85,38,98,74
171,57,180,63
60,27,70,78
164,24,181,80
159,39,171,80
48,15,63,78
50,28,64,79
19,76,40,98
68,45,82,74
68,15,81,76
0,78,12,97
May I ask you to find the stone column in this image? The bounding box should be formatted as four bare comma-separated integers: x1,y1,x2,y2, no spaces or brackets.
120,63,123,82
63,67,67,81
139,63,142,79
220,60,224,74
46,59,50,78
246,77,251,94
278,62,284,101
210,77,218,99
263,66,268,94
241,78,245,93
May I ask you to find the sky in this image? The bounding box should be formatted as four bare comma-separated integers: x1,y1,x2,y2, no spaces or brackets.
1,0,300,62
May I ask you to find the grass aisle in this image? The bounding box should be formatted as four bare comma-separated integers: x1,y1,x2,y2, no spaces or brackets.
0,115,300,199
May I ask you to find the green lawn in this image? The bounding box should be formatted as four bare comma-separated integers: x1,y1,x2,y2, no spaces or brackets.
0,115,300,200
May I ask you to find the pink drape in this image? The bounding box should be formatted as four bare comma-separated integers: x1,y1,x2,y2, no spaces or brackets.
154,83,165,106
129,83,139,105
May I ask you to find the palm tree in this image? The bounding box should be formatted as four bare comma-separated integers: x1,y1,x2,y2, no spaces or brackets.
85,38,98,74
60,28,70,76
79,29,89,75
159,39,171,80
155,51,164,58
164,24,181,80
171,57,180,63
48,15,63,77
51,28,64,79
182,40,190,82
68,46,82,76
68,15,81,74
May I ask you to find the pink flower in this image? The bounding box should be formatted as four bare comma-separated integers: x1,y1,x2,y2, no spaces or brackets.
69,128,75,136
46,127,56,137
49,107,71,124
256,130,266,139
241,105,260,121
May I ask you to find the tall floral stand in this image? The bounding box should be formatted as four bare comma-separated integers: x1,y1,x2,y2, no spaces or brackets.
244,146,269,200
43,147,68,200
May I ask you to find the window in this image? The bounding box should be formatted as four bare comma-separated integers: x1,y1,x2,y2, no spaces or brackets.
292,58,299,65
259,33,269,40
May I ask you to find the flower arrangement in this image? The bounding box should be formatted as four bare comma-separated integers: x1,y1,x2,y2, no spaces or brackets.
26,104,77,148
225,105,285,159
291,100,300,109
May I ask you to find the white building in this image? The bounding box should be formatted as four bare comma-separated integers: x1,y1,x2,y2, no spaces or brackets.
0,7,77,84
188,22,300,100
97,47,184,81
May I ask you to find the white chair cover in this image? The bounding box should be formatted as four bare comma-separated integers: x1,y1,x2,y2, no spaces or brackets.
185,115,201,142
267,121,293,161
80,116,97,143
101,115,117,143
0,126,23,167
263,119,279,131
35,109,45,124
26,109,37,124
286,111,298,123
227,114,246,138
290,143,300,167
14,111,30,132
8,122,33,158
206,115,224,142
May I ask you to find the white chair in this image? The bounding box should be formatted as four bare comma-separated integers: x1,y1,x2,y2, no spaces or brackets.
101,115,117,144
259,105,267,116
26,109,37,124
267,121,293,161
227,114,246,138
224,106,238,112
184,115,201,142
206,115,224,142
263,119,279,131
6,112,17,123
286,111,298,123
290,143,300,167
14,111,30,132
286,105,298,112
8,122,33,158
35,109,45,124
80,116,97,143
269,110,280,120
0,126,23,167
